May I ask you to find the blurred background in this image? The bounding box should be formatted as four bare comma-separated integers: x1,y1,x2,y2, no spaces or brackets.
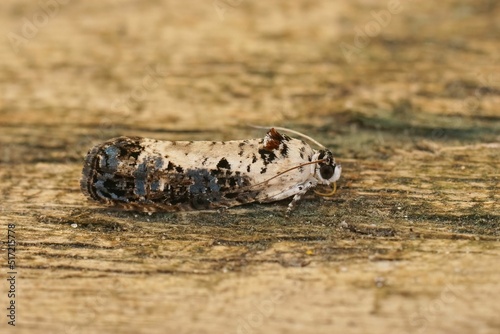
0,1,499,333
1,1,498,154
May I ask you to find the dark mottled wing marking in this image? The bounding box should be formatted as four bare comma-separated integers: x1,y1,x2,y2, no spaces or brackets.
81,136,144,203
258,148,277,165
81,137,261,212
216,158,231,170
262,128,290,157
258,128,291,166
141,168,260,211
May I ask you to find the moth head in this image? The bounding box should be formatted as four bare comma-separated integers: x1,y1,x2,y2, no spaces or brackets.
311,149,341,196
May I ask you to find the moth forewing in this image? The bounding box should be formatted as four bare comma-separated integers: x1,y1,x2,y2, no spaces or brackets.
80,128,341,212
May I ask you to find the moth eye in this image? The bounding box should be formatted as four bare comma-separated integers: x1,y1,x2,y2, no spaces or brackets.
320,165,335,180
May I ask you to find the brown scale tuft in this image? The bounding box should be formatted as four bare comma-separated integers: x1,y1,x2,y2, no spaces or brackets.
263,128,285,151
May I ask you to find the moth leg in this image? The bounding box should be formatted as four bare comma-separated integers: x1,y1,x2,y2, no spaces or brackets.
286,181,315,215
286,193,304,215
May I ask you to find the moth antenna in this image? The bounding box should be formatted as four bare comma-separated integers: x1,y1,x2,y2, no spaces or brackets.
251,158,327,188
247,124,326,149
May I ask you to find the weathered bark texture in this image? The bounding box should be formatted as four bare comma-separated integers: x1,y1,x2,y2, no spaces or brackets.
0,1,499,333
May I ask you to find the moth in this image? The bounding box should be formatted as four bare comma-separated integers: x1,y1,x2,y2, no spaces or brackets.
80,128,341,213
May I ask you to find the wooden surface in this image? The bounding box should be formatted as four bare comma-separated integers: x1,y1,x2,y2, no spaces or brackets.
1,1,499,333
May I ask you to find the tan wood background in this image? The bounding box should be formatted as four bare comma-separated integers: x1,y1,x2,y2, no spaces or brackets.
0,1,499,333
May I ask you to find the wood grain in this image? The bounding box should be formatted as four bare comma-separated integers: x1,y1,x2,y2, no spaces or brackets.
0,1,499,333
